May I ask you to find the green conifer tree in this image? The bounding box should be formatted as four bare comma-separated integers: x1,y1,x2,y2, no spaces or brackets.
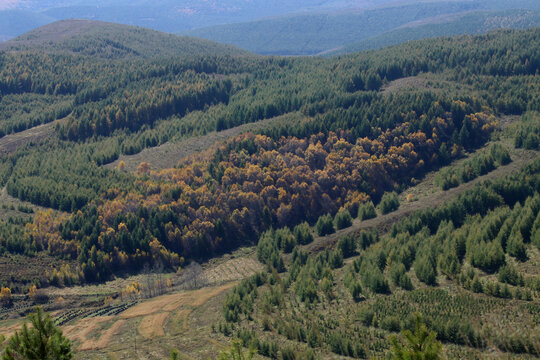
2,307,72,360
390,314,443,360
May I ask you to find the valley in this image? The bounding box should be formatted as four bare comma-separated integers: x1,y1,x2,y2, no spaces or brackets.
0,19,539,360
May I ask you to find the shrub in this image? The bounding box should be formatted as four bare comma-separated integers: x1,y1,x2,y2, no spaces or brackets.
358,307,375,327
275,228,296,253
358,201,377,220
256,230,286,272
498,264,523,286
334,208,352,230
415,254,437,286
293,222,313,245
329,249,344,269
316,214,335,236
218,339,255,360
390,263,413,290
337,235,356,258
381,316,401,332
506,232,527,261
358,230,378,250
32,290,50,305
379,192,400,214
0,287,12,306
349,281,363,302
390,314,443,360
362,266,390,294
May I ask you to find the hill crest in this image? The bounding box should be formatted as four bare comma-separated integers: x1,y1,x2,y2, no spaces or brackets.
0,19,248,59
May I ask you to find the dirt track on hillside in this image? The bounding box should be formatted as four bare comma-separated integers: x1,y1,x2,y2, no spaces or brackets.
306,147,539,253
105,112,302,172
0,120,62,155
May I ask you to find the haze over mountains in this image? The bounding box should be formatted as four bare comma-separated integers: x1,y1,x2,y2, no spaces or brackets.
0,19,246,59
2,0,540,56
0,0,396,41
185,0,540,55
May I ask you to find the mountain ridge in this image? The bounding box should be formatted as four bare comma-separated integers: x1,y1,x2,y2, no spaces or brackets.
0,19,248,59
183,1,540,55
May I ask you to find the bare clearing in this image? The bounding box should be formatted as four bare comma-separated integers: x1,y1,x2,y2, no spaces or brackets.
121,282,235,318
63,316,116,351
78,319,126,351
138,312,169,339
0,322,23,339
0,120,60,155
105,112,303,172
0,187,55,221
382,76,430,93
204,257,263,284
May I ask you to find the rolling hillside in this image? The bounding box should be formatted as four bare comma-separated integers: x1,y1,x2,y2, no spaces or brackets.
0,21,539,359
0,19,247,59
184,0,540,55
330,9,540,55
0,0,398,40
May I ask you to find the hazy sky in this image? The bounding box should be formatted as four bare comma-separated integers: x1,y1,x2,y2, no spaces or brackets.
0,0,21,10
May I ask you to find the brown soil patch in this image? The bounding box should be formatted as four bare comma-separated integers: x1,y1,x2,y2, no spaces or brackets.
63,316,113,345
173,309,192,332
190,283,237,307
78,319,126,351
0,323,23,338
161,295,190,313
138,312,169,339
120,295,177,319
121,282,236,318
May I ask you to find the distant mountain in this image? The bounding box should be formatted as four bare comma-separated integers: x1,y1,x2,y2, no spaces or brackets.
0,20,247,59
0,0,399,39
0,10,55,41
329,9,540,55
183,0,540,55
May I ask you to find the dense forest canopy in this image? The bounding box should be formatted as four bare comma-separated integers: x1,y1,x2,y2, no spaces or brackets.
0,27,538,289
0,17,538,360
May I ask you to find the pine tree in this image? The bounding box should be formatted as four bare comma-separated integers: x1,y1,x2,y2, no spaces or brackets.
390,314,443,360
2,307,72,360
218,339,255,360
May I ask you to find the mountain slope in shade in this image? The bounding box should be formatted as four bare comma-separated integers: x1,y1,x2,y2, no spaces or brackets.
0,19,248,59
329,9,540,55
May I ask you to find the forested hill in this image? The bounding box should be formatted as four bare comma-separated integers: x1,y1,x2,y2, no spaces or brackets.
0,25,538,292
329,9,540,55
0,19,247,59
184,1,540,56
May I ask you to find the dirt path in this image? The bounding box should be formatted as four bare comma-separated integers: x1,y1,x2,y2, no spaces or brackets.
306,147,539,253
105,112,303,172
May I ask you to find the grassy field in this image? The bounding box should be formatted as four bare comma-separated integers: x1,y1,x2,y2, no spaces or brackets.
0,249,264,359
